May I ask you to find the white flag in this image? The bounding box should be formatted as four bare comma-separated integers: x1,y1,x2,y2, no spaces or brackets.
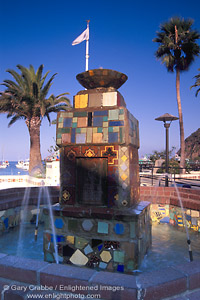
72,28,89,46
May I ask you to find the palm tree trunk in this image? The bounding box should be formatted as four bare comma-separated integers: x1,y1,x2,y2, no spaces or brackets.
26,117,43,175
176,69,185,174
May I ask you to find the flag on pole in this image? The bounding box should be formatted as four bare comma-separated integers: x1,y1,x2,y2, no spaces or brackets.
72,27,89,46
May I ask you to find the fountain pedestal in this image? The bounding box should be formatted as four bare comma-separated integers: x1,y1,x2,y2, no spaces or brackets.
43,69,151,273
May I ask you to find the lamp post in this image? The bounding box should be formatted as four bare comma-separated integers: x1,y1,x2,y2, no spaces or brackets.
155,113,179,187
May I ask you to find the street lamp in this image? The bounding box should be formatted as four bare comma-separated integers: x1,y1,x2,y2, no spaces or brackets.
155,113,179,187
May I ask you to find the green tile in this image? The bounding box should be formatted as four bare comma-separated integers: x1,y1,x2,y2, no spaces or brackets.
58,117,63,122
75,237,88,249
113,251,125,263
72,123,77,128
97,221,109,234
103,116,108,121
119,109,124,115
57,133,62,138
97,127,103,133
74,111,87,117
68,219,78,231
108,127,113,132
130,222,136,238
61,128,70,133
76,128,81,133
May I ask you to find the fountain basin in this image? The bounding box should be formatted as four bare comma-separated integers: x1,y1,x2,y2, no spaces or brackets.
76,69,128,90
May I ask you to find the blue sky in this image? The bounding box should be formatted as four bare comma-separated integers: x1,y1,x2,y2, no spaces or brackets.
0,0,200,160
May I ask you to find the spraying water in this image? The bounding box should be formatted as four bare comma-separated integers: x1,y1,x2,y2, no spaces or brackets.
17,187,31,256
173,181,193,261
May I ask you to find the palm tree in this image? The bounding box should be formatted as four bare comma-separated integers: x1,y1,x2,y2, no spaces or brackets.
153,17,200,173
0,64,70,174
191,68,200,96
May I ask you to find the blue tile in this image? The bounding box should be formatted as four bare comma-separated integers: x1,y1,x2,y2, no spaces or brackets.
55,218,64,229
117,264,124,272
94,110,108,116
63,118,72,127
93,117,103,127
71,128,76,143
109,121,124,127
51,234,65,243
114,223,124,235
108,132,118,143
98,244,103,251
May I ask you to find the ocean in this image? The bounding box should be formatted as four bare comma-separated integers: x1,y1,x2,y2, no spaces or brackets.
0,161,29,176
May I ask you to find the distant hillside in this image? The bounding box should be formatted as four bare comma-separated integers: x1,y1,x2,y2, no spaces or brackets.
178,128,200,160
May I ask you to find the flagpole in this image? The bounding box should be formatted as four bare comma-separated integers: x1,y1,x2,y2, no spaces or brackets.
85,20,90,71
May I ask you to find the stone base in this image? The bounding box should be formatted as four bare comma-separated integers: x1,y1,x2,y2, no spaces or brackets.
43,201,151,274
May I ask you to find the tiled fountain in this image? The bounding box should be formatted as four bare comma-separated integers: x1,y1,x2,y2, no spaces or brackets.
43,69,151,273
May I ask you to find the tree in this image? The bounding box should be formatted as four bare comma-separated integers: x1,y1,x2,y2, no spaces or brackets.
191,68,200,96
0,64,70,175
153,17,200,173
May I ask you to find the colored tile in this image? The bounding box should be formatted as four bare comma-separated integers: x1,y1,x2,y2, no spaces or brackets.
84,244,93,255
114,223,124,235
108,127,113,132
97,127,103,133
121,155,127,162
119,109,124,115
119,114,124,120
82,220,93,231
103,92,117,106
108,109,119,120
87,128,93,143
69,249,89,266
71,128,76,143
100,250,112,262
77,117,87,127
117,265,124,272
98,244,103,251
73,117,78,122
66,236,75,244
74,111,87,117
81,128,87,133
127,260,134,270
93,116,103,127
76,128,81,133
62,133,71,144
113,127,119,132
57,138,61,144
103,116,108,121
109,121,124,126
93,127,97,133
120,162,127,172
103,122,108,127
76,133,86,143
99,262,107,269
93,133,102,143
130,222,136,238
58,123,63,128
113,251,125,263
61,128,70,133
58,117,63,122
89,93,102,107
54,218,64,229
61,112,73,118
121,174,128,181
63,118,72,127
108,132,118,143
98,221,109,234
75,237,88,249
94,110,108,116
103,128,108,142
72,122,77,128
68,219,78,231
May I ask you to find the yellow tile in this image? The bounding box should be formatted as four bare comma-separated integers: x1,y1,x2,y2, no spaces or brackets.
58,123,63,128
100,251,112,263
74,95,80,108
66,235,75,244
57,139,61,144
93,127,97,133
121,155,127,162
73,117,78,122
121,174,128,181
103,122,108,127
113,127,119,132
81,128,87,133
79,94,88,108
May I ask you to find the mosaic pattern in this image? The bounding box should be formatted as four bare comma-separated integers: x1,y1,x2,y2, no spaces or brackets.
57,107,138,147
43,203,151,274
151,204,200,232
